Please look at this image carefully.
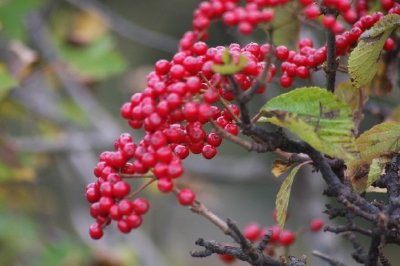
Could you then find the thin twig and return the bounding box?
[312,250,348,266]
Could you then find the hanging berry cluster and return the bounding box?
[86,0,400,239]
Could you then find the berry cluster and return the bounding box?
[86,134,151,239]
[87,0,400,239]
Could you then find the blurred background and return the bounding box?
[0,0,399,265]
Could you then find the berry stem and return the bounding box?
[200,72,241,123]
[127,177,157,198]
[209,119,253,151]
[120,174,155,179]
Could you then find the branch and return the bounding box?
[191,218,307,266]
[325,9,338,92]
[312,250,348,266]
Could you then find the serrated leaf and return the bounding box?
[275,162,308,230]
[356,121,400,162]
[334,81,368,135]
[334,81,368,111]
[348,14,400,88]
[260,87,358,162]
[212,49,247,75]
[366,60,393,96]
[58,36,127,80]
[348,122,400,192]
[367,157,390,187]
[272,159,294,178]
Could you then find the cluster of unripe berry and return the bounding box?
[87,0,399,239]
[218,212,325,264]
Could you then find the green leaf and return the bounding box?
[356,121,400,162]
[348,14,400,88]
[260,87,358,162]
[367,157,390,188]
[275,162,307,230]
[0,67,17,100]
[212,49,247,75]
[334,81,367,111]
[58,36,127,80]
[0,0,42,40]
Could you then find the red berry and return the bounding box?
[86,187,100,203]
[118,199,133,215]
[113,181,131,198]
[201,144,217,159]
[384,38,395,52]
[243,223,261,241]
[157,178,174,192]
[117,220,132,233]
[224,123,239,135]
[296,66,310,79]
[169,64,185,80]
[279,73,292,88]
[322,15,336,29]
[177,188,196,205]
[132,198,150,215]
[275,46,289,61]
[305,4,320,19]
[238,21,253,35]
[127,214,143,229]
[207,132,222,147]
[99,196,115,214]
[89,223,103,239]
[279,230,296,246]
[264,225,280,243]
[218,254,236,264]
[174,144,190,159]
[154,59,171,76]
[167,162,184,178]
[109,204,122,220]
[310,218,324,232]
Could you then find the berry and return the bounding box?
[243,223,261,241]
[127,214,143,229]
[89,223,103,239]
[177,188,196,205]
[384,38,395,52]
[113,181,131,198]
[275,46,289,61]
[117,220,131,233]
[264,225,280,243]
[279,230,296,246]
[154,59,171,75]
[310,218,324,232]
[279,73,292,88]
[219,254,236,264]
[132,198,150,215]
[157,178,174,192]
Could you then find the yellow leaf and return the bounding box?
[275,161,310,230]
[271,159,293,178]
[68,10,109,44]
